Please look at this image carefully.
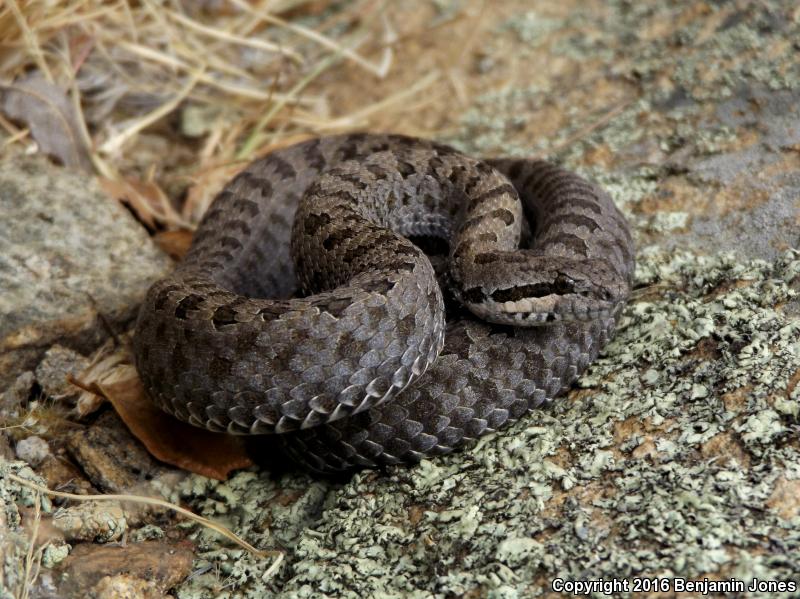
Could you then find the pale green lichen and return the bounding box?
[40,543,70,568]
[501,11,563,47]
[0,460,53,598]
[130,524,165,542]
[169,255,799,599]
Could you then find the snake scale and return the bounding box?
[133,134,634,472]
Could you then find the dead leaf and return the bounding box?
[83,366,253,480]
[70,338,133,419]
[99,176,187,230]
[154,229,193,260]
[0,73,93,172]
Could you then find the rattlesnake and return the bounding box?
[133,134,634,472]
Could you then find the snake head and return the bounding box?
[453,251,630,325]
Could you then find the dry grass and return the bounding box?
[0,0,480,229]
[5,471,283,577]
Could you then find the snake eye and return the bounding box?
[553,274,576,295]
[462,287,486,304]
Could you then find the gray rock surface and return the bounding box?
[34,344,90,399]
[0,156,171,387]
[0,370,33,418]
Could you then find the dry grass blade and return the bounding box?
[297,70,440,130]
[236,45,350,159]
[4,472,282,566]
[100,70,203,155]
[551,98,637,156]
[19,490,43,599]
[230,0,394,77]
[163,8,304,64]
[4,0,51,82]
[109,40,316,105]
[0,73,93,172]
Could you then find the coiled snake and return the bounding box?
[133,134,634,472]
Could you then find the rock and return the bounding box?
[65,411,163,494]
[14,435,50,466]
[34,344,90,399]
[36,453,95,496]
[0,435,14,461]
[0,156,172,388]
[0,370,34,419]
[51,500,127,543]
[50,541,194,598]
[91,575,166,599]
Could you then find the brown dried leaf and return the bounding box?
[99,176,187,230]
[98,374,253,481]
[71,340,133,419]
[0,73,93,172]
[154,229,193,260]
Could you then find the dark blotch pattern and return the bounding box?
[174,294,204,319]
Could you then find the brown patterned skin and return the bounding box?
[133,134,634,472]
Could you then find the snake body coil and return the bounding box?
[133,134,634,471]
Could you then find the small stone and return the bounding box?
[130,524,165,543]
[41,543,71,568]
[65,411,162,493]
[51,541,194,598]
[15,435,51,466]
[51,500,127,543]
[35,345,89,399]
[36,453,95,496]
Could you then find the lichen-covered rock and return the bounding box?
[172,249,800,599]
[0,461,54,598]
[0,156,171,387]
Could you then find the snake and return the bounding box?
[132,134,634,472]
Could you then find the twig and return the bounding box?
[4,472,282,565]
[20,490,43,599]
[85,293,123,348]
[550,98,637,155]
